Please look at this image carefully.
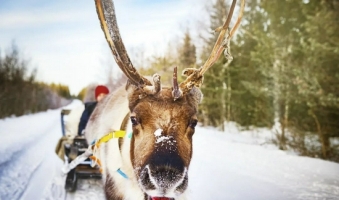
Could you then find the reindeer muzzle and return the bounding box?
[139,149,188,198]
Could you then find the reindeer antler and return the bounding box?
[95,0,244,100]
[176,0,245,98]
[95,0,151,88]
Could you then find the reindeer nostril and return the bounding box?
[176,172,188,192]
[140,167,156,190]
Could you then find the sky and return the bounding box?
[0,0,209,95]
[1,100,338,199]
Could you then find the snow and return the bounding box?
[154,129,163,137]
[154,128,174,144]
[156,136,171,144]
[0,101,339,200]
[0,108,66,200]
[188,126,339,200]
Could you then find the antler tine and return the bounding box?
[178,0,244,97]
[229,0,245,39]
[180,0,245,95]
[95,0,151,87]
[198,0,245,76]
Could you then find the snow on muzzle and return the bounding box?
[138,140,188,199]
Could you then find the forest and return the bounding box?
[0,44,72,119]
[140,0,339,162]
[1,0,338,163]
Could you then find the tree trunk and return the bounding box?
[226,62,232,122]
[281,96,289,151]
[221,82,226,131]
[221,60,232,132]
[272,59,285,150]
[309,109,329,159]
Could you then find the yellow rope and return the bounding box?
[91,130,126,173]
[94,130,126,149]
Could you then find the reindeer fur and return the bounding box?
[85,83,201,200]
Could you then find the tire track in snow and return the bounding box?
[0,110,60,165]
[0,112,60,200]
[65,179,105,200]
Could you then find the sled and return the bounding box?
[59,108,102,192]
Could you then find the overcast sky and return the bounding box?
[0,0,211,95]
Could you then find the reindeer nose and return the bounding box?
[140,164,188,194]
[139,140,188,195]
[150,165,182,188]
[149,148,185,171]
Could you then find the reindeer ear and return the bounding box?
[189,87,203,106]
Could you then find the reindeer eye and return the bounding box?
[189,119,198,129]
[130,116,138,126]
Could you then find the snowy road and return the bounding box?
[65,179,104,200]
[0,108,66,200]
[0,102,339,200]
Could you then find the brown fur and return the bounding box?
[105,175,123,200]
[127,85,200,176]
[85,82,202,199]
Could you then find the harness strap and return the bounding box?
[62,130,126,176]
[119,113,130,150]
[94,130,126,149]
[62,112,132,179]
[117,168,128,179]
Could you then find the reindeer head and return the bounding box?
[94,0,244,198]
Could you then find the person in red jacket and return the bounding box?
[77,85,109,136]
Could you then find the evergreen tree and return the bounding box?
[199,0,231,130]
[178,31,197,68]
[0,44,70,118]
[198,0,339,161]
[290,0,339,159]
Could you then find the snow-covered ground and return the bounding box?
[0,100,338,200]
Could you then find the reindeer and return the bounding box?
[84,0,244,199]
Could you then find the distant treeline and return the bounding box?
[139,0,339,162]
[0,44,71,118]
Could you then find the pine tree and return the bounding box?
[178,31,196,68]
[231,0,339,159]
[199,0,232,130]
[0,44,70,118]
[292,0,339,159]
